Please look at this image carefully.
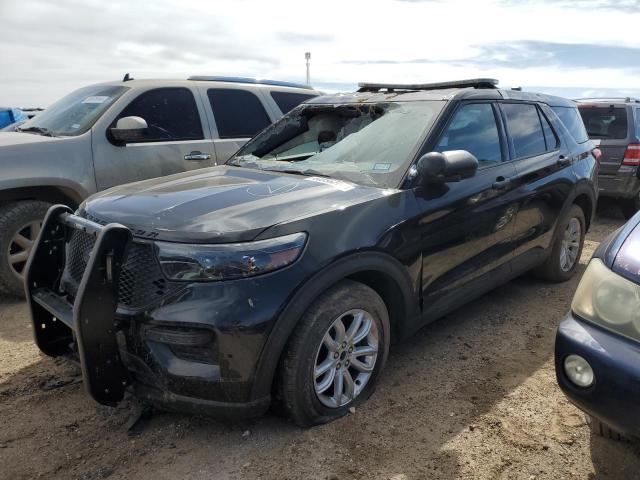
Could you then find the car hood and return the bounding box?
[84,166,389,243]
[0,131,59,147]
[612,214,640,283]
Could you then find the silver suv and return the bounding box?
[0,76,319,295]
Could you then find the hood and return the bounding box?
[0,131,60,147]
[612,215,640,283]
[85,166,388,243]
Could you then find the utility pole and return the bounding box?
[305,52,311,85]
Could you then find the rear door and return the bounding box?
[199,87,275,163]
[577,104,630,176]
[92,86,215,190]
[502,102,573,268]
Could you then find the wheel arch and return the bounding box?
[570,181,596,232]
[0,185,84,209]
[250,251,420,401]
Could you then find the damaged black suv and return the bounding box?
[26,79,597,426]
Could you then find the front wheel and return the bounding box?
[276,280,390,427]
[533,205,586,282]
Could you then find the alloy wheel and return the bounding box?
[559,217,581,272]
[7,220,41,280]
[313,309,379,408]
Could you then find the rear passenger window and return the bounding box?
[271,92,317,114]
[207,89,271,139]
[435,103,502,167]
[578,106,628,140]
[552,106,589,144]
[502,103,547,158]
[116,88,203,142]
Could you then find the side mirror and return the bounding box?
[110,116,148,144]
[416,150,479,184]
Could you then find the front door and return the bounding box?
[414,101,519,320]
[92,86,215,190]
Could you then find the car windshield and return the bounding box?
[228,101,445,188]
[18,85,128,137]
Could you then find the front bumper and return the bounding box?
[598,168,640,199]
[555,313,640,439]
[24,206,274,418]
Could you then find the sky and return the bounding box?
[1,0,640,107]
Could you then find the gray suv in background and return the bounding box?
[577,98,640,218]
[0,76,319,296]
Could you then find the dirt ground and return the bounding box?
[2,201,640,480]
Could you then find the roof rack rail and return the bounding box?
[575,97,640,104]
[187,76,313,90]
[357,78,499,92]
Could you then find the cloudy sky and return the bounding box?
[1,0,640,107]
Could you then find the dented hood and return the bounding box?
[84,165,386,243]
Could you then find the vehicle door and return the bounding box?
[197,86,275,163]
[92,86,215,190]
[500,102,573,270]
[415,101,519,319]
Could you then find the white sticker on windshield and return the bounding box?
[82,96,109,104]
[306,177,354,191]
[373,163,391,171]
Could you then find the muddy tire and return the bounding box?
[0,201,51,297]
[276,280,390,427]
[533,205,586,283]
[587,415,625,442]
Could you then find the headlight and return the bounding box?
[571,258,640,342]
[156,232,307,281]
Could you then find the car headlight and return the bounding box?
[571,258,640,342]
[156,232,307,281]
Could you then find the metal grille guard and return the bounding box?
[24,205,132,405]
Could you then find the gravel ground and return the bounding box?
[1,201,639,480]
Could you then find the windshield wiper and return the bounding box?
[264,168,332,178]
[16,126,55,137]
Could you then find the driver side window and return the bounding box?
[114,87,203,143]
[436,103,502,167]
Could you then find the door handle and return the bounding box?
[184,151,211,161]
[557,155,571,166]
[492,176,512,190]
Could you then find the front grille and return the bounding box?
[61,228,181,311]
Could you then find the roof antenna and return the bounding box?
[123,73,133,82]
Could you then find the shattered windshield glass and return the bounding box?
[228,101,445,188]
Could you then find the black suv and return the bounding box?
[577,98,640,218]
[26,79,597,426]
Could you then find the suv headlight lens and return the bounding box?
[571,258,640,342]
[156,232,307,281]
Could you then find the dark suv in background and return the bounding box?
[577,98,640,218]
[26,79,597,426]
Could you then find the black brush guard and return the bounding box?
[25,205,132,405]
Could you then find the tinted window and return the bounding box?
[578,106,628,140]
[271,91,317,114]
[435,103,502,166]
[117,88,203,142]
[540,111,558,150]
[208,89,271,138]
[552,106,589,144]
[502,103,546,158]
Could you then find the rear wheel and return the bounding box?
[620,193,640,220]
[587,415,625,442]
[276,280,390,427]
[0,201,51,297]
[533,205,585,282]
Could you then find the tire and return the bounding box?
[587,415,625,442]
[0,201,52,297]
[276,279,390,427]
[620,194,640,220]
[533,204,586,283]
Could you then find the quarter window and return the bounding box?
[271,91,317,114]
[115,88,203,142]
[207,89,271,139]
[435,103,502,167]
[502,103,547,158]
[539,110,558,150]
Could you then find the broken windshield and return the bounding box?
[228,101,445,188]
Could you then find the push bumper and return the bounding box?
[24,205,270,418]
[555,313,640,439]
